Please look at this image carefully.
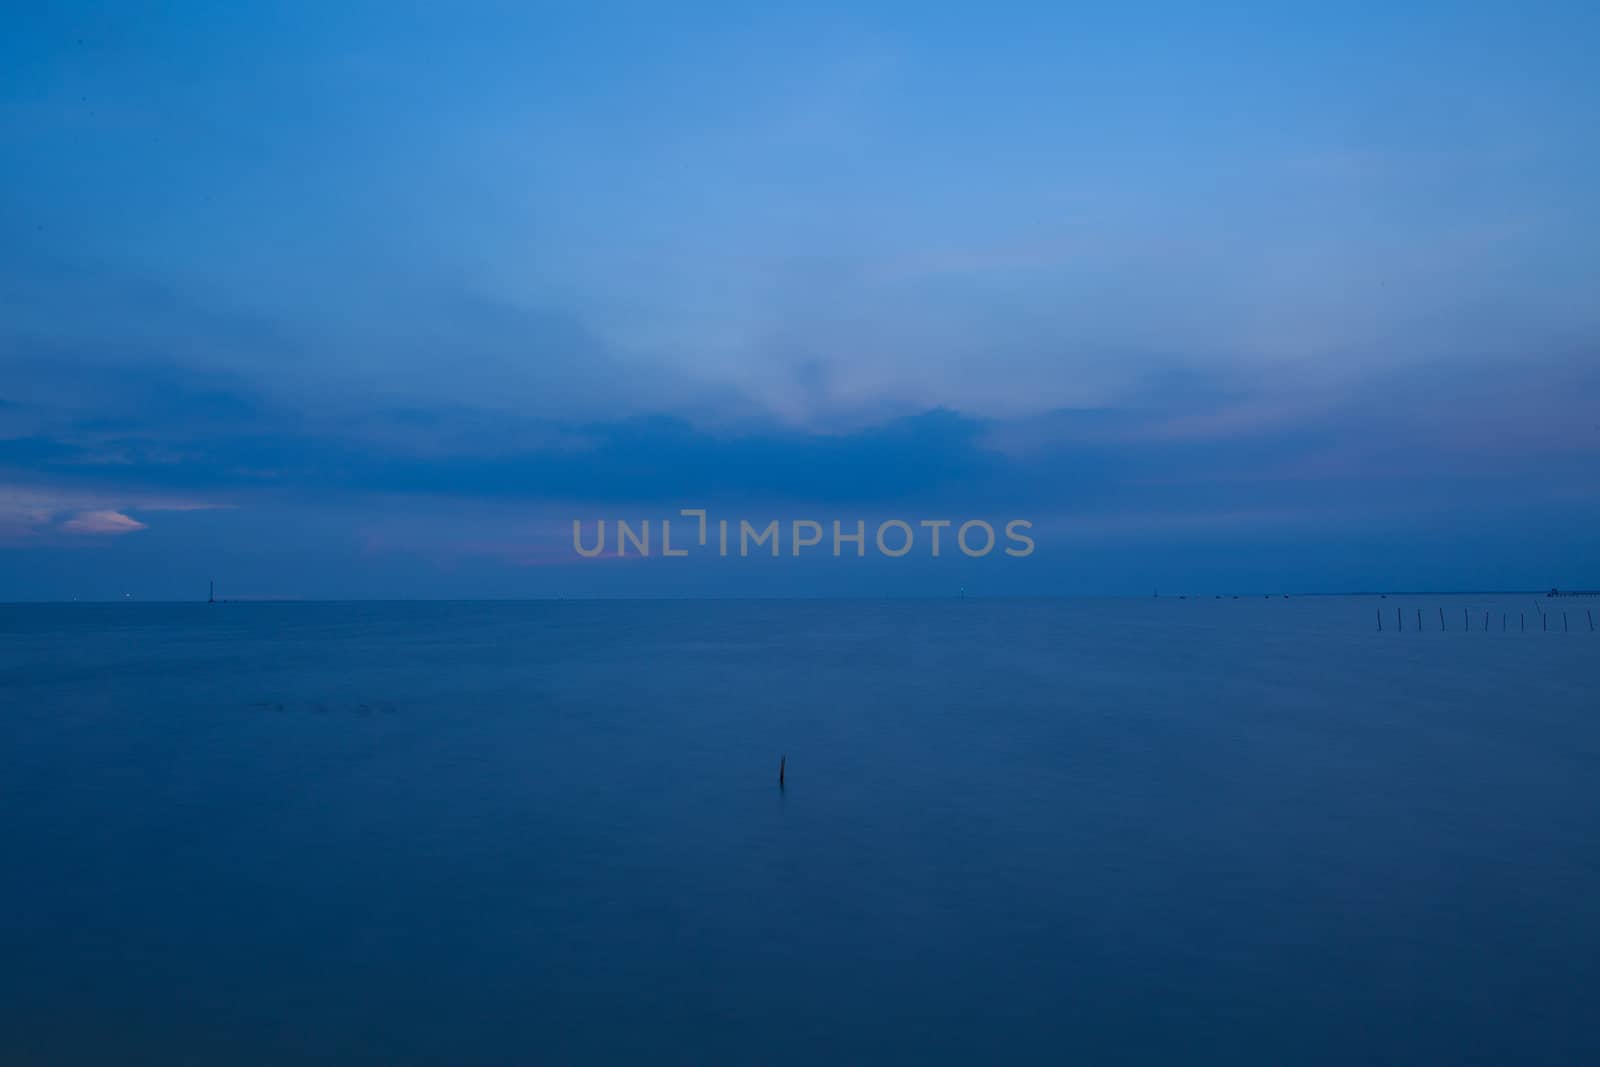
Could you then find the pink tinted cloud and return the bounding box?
[60,510,148,535]
[0,485,234,544]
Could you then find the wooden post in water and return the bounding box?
[1564,612,1569,632]
[1377,607,1383,632]
[1398,607,1403,632]
[1417,608,1422,631]
[1502,612,1506,631]
[1441,607,1447,630]
[1543,612,1548,632]
[1521,612,1526,632]
[778,754,786,788]
[1463,608,1469,630]
[1590,609,1595,632]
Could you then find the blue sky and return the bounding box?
[2,2,1597,598]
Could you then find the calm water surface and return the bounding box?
[2,598,1597,1065]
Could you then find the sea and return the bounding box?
[2,596,1596,1065]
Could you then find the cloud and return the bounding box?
[4,346,1598,525]
[60,509,147,535]
[0,482,229,545]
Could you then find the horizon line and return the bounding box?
[2,589,1586,606]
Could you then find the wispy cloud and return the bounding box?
[60,509,146,535]
[0,483,231,544]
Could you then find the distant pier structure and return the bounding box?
[1371,592,1595,635]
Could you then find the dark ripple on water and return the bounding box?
[246,698,400,716]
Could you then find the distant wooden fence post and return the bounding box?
[1360,603,1595,634]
